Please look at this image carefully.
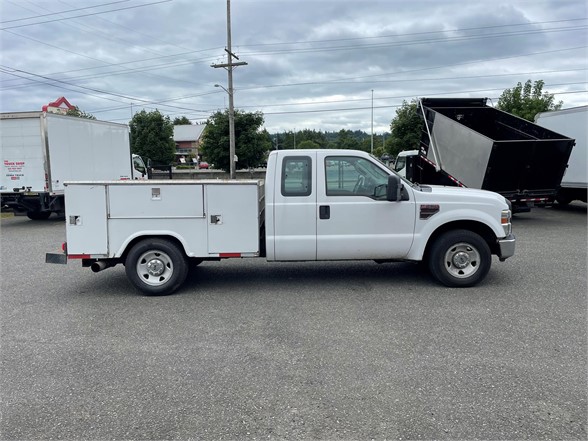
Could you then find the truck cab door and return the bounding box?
[316,154,416,260]
[272,152,317,260]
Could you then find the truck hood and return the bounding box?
[412,184,509,209]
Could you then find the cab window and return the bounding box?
[281,156,312,197]
[325,156,389,199]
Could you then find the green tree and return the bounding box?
[200,109,271,171]
[297,140,320,149]
[279,131,297,150]
[360,134,387,155]
[335,129,361,150]
[65,106,96,120]
[129,110,175,165]
[173,116,192,125]
[496,80,563,121]
[275,130,328,150]
[297,129,329,148]
[388,99,423,158]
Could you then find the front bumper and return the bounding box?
[497,234,516,261]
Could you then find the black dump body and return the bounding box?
[413,98,575,208]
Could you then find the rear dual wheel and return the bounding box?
[125,238,188,296]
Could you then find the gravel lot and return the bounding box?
[1,204,586,440]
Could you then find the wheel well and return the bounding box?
[120,235,187,263]
[422,220,498,261]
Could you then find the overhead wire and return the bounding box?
[0,0,130,24]
[2,18,586,89]
[0,0,173,31]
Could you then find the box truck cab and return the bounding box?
[393,150,418,178]
[131,154,148,180]
[47,149,515,296]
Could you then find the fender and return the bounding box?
[113,230,191,258]
[406,207,504,261]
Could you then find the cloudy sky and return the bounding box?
[0,0,586,134]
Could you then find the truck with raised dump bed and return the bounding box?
[1,111,147,220]
[394,98,575,212]
[46,149,515,295]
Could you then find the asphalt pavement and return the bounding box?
[1,204,586,440]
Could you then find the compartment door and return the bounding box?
[65,185,108,255]
[207,184,260,254]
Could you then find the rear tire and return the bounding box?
[26,211,51,220]
[428,230,491,287]
[125,238,188,296]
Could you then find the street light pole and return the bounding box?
[371,89,374,155]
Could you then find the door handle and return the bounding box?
[319,205,330,219]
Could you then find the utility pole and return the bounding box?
[211,0,247,179]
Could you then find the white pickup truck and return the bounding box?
[46,149,515,295]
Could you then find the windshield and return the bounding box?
[133,155,146,173]
[394,156,406,172]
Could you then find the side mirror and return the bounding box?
[387,174,402,201]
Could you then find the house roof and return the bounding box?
[173,124,205,142]
[42,96,75,112]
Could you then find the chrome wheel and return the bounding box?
[136,250,174,286]
[428,230,491,287]
[443,242,481,279]
[126,239,189,295]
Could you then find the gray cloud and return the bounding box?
[0,0,586,133]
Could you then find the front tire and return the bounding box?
[428,230,491,287]
[125,238,188,296]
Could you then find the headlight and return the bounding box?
[501,209,512,235]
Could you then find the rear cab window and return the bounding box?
[281,156,312,197]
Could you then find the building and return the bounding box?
[173,124,206,164]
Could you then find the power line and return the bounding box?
[238,26,588,57]
[2,19,585,90]
[239,18,588,48]
[0,46,222,91]
[14,0,167,57]
[0,65,211,114]
[261,89,588,116]
[0,67,130,105]
[0,0,172,30]
[238,45,588,91]
[0,0,130,24]
[235,69,588,108]
[57,0,197,54]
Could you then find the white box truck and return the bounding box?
[0,112,147,220]
[47,149,515,295]
[534,106,587,205]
